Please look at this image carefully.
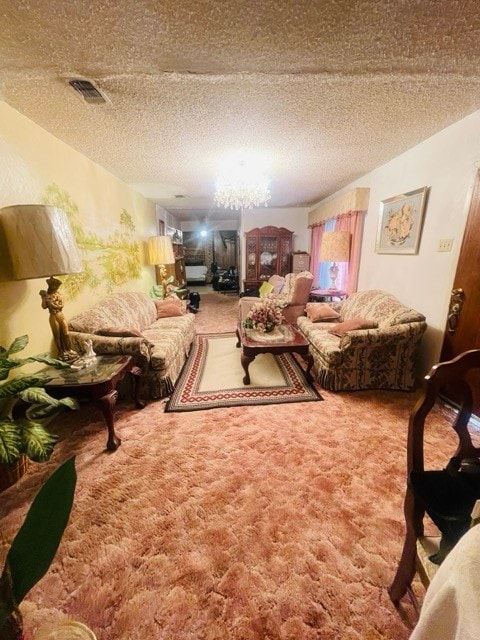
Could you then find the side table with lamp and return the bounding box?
[0,204,146,452]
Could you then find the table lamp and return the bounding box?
[148,235,175,298]
[0,204,83,361]
[319,231,350,291]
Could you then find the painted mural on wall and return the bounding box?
[43,183,141,299]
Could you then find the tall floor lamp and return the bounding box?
[148,235,175,298]
[0,204,83,361]
[319,231,350,291]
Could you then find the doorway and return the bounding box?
[440,169,480,416]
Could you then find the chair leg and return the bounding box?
[389,489,425,606]
[389,531,418,605]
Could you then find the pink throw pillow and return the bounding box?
[306,303,340,322]
[95,327,144,337]
[154,298,185,318]
[327,317,378,337]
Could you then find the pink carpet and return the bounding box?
[0,293,459,639]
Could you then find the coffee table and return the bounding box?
[236,322,314,385]
[43,355,144,451]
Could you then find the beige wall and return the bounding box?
[0,102,157,357]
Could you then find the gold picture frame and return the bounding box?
[375,186,429,254]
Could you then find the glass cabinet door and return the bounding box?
[246,234,258,280]
[258,235,278,279]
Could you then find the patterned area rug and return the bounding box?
[165,332,322,411]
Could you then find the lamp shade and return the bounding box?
[148,235,175,265]
[0,205,82,279]
[319,231,351,262]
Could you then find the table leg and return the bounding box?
[304,353,314,383]
[95,390,121,451]
[241,353,254,385]
[129,365,146,408]
[236,328,241,348]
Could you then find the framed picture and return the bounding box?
[158,220,165,235]
[375,186,429,254]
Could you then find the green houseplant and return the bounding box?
[0,335,78,490]
[0,457,77,640]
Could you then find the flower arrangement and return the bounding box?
[243,298,284,333]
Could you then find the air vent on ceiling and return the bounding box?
[68,79,107,104]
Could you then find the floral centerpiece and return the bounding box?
[243,298,284,333]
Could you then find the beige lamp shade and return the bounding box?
[0,204,82,279]
[148,235,175,265]
[319,231,351,263]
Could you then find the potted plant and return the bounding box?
[0,457,77,640]
[0,335,78,491]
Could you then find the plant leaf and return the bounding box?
[0,360,31,382]
[26,396,79,420]
[3,457,77,606]
[0,375,51,399]
[15,420,57,462]
[28,355,72,369]
[19,387,57,406]
[6,336,29,356]
[0,420,22,464]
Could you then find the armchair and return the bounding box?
[239,271,314,324]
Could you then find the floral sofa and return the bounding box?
[68,291,195,399]
[297,289,427,391]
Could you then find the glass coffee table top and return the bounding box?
[42,355,129,387]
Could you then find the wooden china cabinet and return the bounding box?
[243,226,293,290]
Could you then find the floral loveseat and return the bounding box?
[68,292,195,399]
[297,289,427,391]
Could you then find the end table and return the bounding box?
[43,355,144,451]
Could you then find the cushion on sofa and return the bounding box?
[268,275,285,294]
[259,281,274,298]
[154,298,185,318]
[327,317,378,337]
[95,327,144,337]
[69,291,157,333]
[337,289,425,327]
[306,303,340,322]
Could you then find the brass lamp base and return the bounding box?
[40,276,78,362]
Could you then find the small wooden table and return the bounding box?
[236,322,314,385]
[43,355,144,451]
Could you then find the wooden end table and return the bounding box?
[43,355,144,451]
[236,322,314,385]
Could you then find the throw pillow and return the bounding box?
[95,327,144,337]
[259,281,274,298]
[268,275,285,295]
[305,303,340,322]
[154,298,185,318]
[327,317,378,337]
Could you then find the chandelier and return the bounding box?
[214,160,271,211]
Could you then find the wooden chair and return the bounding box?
[389,349,480,609]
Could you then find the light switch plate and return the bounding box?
[438,238,453,252]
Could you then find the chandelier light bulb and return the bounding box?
[214,157,271,211]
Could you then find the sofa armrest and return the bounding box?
[70,331,153,371]
[340,321,427,350]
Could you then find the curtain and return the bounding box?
[334,210,364,296]
[309,222,325,288]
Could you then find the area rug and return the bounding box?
[165,332,322,412]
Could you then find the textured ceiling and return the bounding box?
[1,0,480,222]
